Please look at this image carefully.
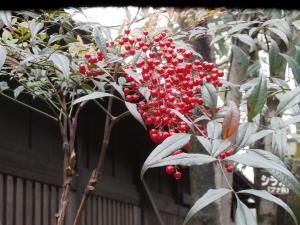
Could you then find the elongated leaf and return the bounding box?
[147,153,216,168]
[271,117,287,155]
[50,53,70,79]
[238,189,298,225]
[226,150,300,196]
[48,34,69,45]
[72,92,114,105]
[246,129,273,145]
[141,133,191,178]
[0,45,7,68]
[93,27,107,57]
[207,121,222,139]
[235,198,257,225]
[280,54,300,84]
[269,40,284,76]
[232,34,256,51]
[276,86,300,114]
[29,21,43,40]
[291,133,300,143]
[211,139,232,157]
[196,136,212,154]
[13,86,24,98]
[246,75,267,121]
[110,82,125,98]
[248,149,287,168]
[222,100,240,139]
[125,101,146,129]
[269,27,289,47]
[232,44,249,69]
[0,11,12,28]
[236,122,257,148]
[202,82,217,113]
[183,189,232,225]
[293,20,300,30]
[0,81,9,91]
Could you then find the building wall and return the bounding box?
[0,95,190,225]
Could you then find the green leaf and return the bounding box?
[268,27,289,48]
[207,121,222,139]
[226,150,300,196]
[0,45,7,68]
[235,198,257,225]
[271,117,287,156]
[202,82,217,113]
[93,26,107,57]
[238,189,298,225]
[141,133,191,178]
[292,20,300,30]
[246,129,273,145]
[13,86,24,98]
[29,21,44,40]
[290,134,300,143]
[211,139,231,157]
[232,34,256,51]
[0,11,12,28]
[280,53,300,84]
[269,40,284,76]
[48,34,69,45]
[196,136,212,154]
[146,153,216,168]
[50,53,70,79]
[110,82,125,98]
[236,122,257,148]
[247,63,261,76]
[183,189,232,225]
[247,149,287,168]
[231,44,249,69]
[72,92,114,105]
[125,101,146,129]
[246,75,267,121]
[276,86,300,114]
[0,81,9,91]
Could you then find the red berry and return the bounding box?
[226,164,233,173]
[174,171,182,180]
[143,31,149,36]
[225,147,234,157]
[219,152,226,159]
[165,165,175,174]
[124,28,131,35]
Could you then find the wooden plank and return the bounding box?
[0,174,3,224]
[92,196,97,225]
[25,180,33,225]
[86,197,92,225]
[97,196,102,225]
[34,182,42,225]
[116,201,121,225]
[129,204,133,225]
[107,199,112,225]
[43,184,50,225]
[133,205,141,225]
[50,186,57,225]
[6,175,14,225]
[16,178,24,225]
[112,200,117,225]
[102,198,107,225]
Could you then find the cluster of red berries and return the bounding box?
[78,51,104,76]
[165,149,187,180]
[219,146,234,173]
[77,28,231,179]
[117,30,224,146]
